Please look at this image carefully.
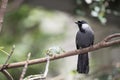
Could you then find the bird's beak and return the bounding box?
[75,22,78,24]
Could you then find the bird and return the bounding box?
[75,20,94,74]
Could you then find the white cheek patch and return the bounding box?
[82,24,90,30]
[82,24,94,33]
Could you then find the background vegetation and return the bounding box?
[0,0,120,80]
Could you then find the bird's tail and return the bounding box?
[77,53,89,74]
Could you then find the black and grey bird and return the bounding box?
[75,20,94,74]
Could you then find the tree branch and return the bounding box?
[0,45,15,70]
[0,33,120,70]
[19,53,31,80]
[1,69,13,80]
[0,0,8,32]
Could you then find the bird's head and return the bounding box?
[75,20,88,33]
[75,20,87,26]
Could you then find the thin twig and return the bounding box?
[0,33,120,70]
[43,56,50,78]
[19,53,31,80]
[0,0,8,32]
[104,33,120,42]
[1,69,13,80]
[0,45,15,70]
[23,56,49,80]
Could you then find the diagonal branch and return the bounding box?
[0,0,8,32]
[19,53,31,80]
[0,45,15,70]
[1,70,13,80]
[0,33,120,70]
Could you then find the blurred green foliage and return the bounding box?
[75,0,120,24]
[0,5,66,80]
[0,1,119,79]
[94,67,120,80]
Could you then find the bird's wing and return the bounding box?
[76,43,79,49]
[90,33,94,45]
[76,32,80,49]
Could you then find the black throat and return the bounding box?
[78,24,85,33]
